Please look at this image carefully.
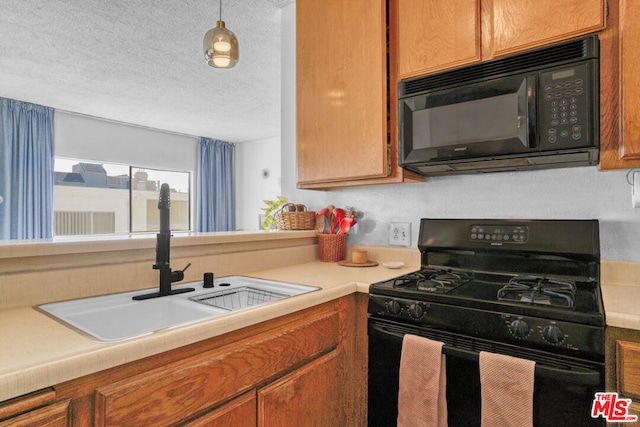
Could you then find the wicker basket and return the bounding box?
[317,233,347,262]
[277,203,316,230]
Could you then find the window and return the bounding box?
[130,167,190,232]
[53,158,190,236]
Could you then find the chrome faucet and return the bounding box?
[133,183,194,301]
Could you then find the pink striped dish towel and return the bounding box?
[479,351,536,427]
[397,334,448,427]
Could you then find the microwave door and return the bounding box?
[401,74,537,163]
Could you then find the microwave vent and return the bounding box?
[401,35,599,97]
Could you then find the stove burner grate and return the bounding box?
[392,269,471,293]
[497,276,577,308]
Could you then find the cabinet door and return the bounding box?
[296,0,388,185]
[619,0,640,159]
[618,341,640,400]
[617,340,640,425]
[396,0,481,79]
[182,391,256,427]
[258,351,341,427]
[485,0,606,58]
[0,400,70,427]
[94,312,338,426]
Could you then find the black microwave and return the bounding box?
[399,35,600,176]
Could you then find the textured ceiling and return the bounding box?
[0,0,293,143]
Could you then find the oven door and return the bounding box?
[368,317,605,427]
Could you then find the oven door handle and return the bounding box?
[370,321,602,386]
[441,345,601,386]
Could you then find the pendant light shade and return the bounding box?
[203,1,239,68]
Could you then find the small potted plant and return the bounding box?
[260,196,288,230]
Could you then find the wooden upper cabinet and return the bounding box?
[395,0,605,78]
[396,0,481,79]
[484,0,606,58]
[598,0,640,169]
[619,0,640,159]
[296,0,387,186]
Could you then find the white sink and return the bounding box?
[36,276,319,342]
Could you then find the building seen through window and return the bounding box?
[54,159,190,236]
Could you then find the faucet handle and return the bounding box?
[203,272,214,288]
[170,263,192,283]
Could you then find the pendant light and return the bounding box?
[203,0,239,68]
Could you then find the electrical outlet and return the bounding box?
[390,222,411,246]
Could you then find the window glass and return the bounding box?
[130,167,190,232]
[53,158,190,236]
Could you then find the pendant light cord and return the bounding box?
[219,0,222,20]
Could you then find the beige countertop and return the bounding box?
[1,252,639,403]
[601,260,640,330]
[0,260,417,402]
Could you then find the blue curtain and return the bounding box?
[197,137,235,232]
[0,99,55,240]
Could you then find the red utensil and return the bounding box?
[338,217,356,234]
[332,208,345,234]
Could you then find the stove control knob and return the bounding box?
[542,324,565,344]
[408,303,424,320]
[508,319,530,338]
[387,300,401,316]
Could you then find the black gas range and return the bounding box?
[368,219,606,426]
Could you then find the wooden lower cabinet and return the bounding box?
[258,351,342,427]
[616,341,640,426]
[0,389,70,427]
[0,399,70,427]
[5,294,367,427]
[94,311,339,426]
[183,391,257,427]
[606,327,640,427]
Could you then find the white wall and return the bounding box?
[235,136,282,230]
[280,3,640,262]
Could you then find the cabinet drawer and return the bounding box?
[618,340,640,399]
[0,399,70,427]
[0,389,57,422]
[95,311,339,427]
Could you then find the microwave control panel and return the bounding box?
[539,61,595,150]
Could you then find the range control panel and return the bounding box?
[368,294,604,361]
[470,224,528,243]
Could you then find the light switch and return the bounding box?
[633,171,640,208]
